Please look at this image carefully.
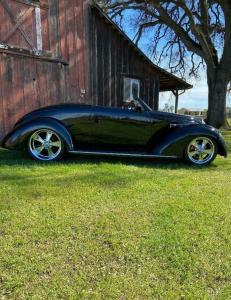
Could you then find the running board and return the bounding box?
[68,150,178,159]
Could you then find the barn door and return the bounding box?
[0,0,50,51]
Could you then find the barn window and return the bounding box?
[0,0,50,53]
[123,77,141,102]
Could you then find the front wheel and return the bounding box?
[27,129,65,162]
[185,136,217,166]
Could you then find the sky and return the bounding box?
[159,78,209,110]
[113,9,231,110]
[160,73,231,110]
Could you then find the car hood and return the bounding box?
[149,111,204,124]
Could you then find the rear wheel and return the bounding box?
[185,137,217,166]
[28,129,64,161]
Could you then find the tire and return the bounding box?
[185,136,217,166]
[27,128,65,162]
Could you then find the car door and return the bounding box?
[89,106,163,150]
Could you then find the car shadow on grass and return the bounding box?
[0,148,220,171]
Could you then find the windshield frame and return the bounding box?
[136,97,153,112]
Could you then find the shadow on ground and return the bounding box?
[0,148,220,171]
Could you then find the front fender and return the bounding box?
[153,124,227,158]
[2,118,74,151]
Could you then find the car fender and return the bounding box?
[2,117,74,151]
[152,124,227,158]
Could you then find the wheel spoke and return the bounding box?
[191,141,199,149]
[35,145,44,154]
[34,135,44,144]
[201,140,208,150]
[46,131,53,142]
[48,148,55,157]
[203,149,213,155]
[198,153,204,160]
[51,141,61,148]
[189,150,199,157]
[202,153,209,159]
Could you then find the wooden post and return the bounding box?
[154,76,160,111]
[172,89,185,113]
[35,7,43,51]
[175,90,179,113]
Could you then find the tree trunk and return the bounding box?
[207,69,228,128]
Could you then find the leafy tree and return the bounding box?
[99,0,231,128]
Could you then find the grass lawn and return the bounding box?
[0,131,231,299]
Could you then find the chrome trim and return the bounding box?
[68,150,178,159]
[170,123,197,128]
[187,137,215,165]
[29,129,62,161]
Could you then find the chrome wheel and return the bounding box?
[29,129,63,161]
[187,137,215,165]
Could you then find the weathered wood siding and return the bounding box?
[0,53,68,138]
[58,0,90,102]
[0,0,89,138]
[88,7,160,109]
[0,1,163,140]
[0,0,50,51]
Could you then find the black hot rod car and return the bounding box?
[0,98,227,166]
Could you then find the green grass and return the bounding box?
[0,132,231,299]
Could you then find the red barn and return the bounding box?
[0,0,191,139]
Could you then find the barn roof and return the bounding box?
[93,4,192,92]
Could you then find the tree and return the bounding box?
[163,102,175,112]
[98,0,231,128]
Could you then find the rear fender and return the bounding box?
[2,118,74,151]
[153,125,227,158]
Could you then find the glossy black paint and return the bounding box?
[1,103,228,159]
[3,118,73,151]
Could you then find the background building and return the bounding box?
[0,0,191,138]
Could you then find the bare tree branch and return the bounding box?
[97,0,231,127]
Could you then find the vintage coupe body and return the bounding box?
[0,99,227,166]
